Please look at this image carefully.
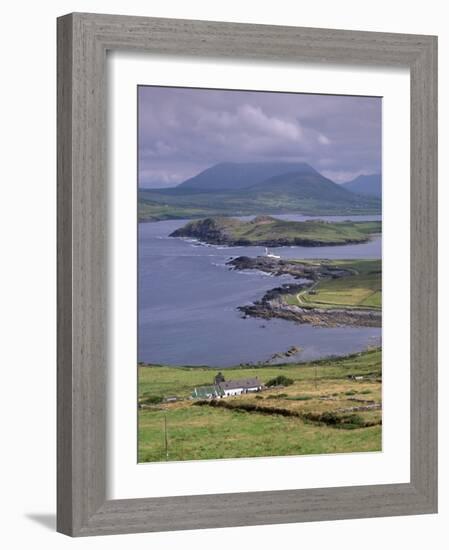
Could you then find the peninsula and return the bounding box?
[228,257,382,328]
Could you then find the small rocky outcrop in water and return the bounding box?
[268,346,302,362]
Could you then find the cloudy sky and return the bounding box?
[138,86,381,188]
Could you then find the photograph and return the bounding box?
[137,85,382,463]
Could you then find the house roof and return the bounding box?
[218,377,262,391]
[192,385,225,398]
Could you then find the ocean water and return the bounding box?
[138,215,382,367]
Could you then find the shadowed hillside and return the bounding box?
[341,174,382,198]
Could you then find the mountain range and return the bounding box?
[139,162,381,221]
[178,162,321,192]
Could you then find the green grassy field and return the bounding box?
[283,259,382,310]
[228,218,381,244]
[138,348,382,462]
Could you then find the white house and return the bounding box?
[218,377,263,397]
[191,376,264,399]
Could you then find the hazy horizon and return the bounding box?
[138,160,382,190]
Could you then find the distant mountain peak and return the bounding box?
[177,161,319,192]
[341,174,382,198]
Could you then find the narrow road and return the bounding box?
[295,281,319,306]
[294,265,361,308]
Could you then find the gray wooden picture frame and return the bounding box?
[57,12,438,537]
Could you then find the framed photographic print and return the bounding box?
[136,85,383,463]
[57,13,437,536]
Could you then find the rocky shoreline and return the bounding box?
[227,255,352,280]
[239,301,381,328]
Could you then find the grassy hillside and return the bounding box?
[138,349,382,462]
[170,216,381,246]
[242,170,361,201]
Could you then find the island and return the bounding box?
[170,215,381,247]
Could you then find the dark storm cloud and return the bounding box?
[138,86,381,188]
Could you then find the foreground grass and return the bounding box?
[138,349,382,462]
[139,406,381,462]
